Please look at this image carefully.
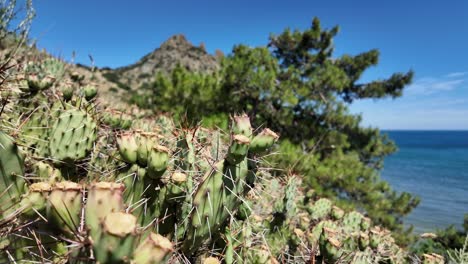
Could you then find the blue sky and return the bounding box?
[28,0,468,130]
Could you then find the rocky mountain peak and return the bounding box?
[159,34,191,50]
[111,34,220,89]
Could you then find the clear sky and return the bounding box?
[28,0,468,130]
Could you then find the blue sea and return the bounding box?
[381,131,468,233]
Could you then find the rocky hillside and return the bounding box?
[1,34,220,106]
[102,34,220,90]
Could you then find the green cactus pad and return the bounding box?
[49,109,97,163]
[342,211,364,233]
[19,182,51,217]
[0,131,26,218]
[86,182,125,242]
[226,134,250,164]
[47,181,83,235]
[93,212,137,264]
[309,198,332,220]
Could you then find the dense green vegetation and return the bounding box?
[131,18,420,244]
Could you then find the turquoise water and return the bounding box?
[381,131,468,233]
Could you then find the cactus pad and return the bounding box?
[49,109,97,163]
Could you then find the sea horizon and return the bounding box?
[381,130,468,233]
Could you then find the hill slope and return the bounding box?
[104,34,220,90]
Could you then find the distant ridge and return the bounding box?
[105,34,220,89]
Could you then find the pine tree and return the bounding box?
[138,17,420,243]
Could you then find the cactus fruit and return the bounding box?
[320,236,343,263]
[26,73,55,91]
[147,145,170,178]
[33,161,62,183]
[70,71,85,83]
[358,232,369,250]
[422,253,444,264]
[167,172,187,197]
[117,132,139,164]
[133,233,173,264]
[83,84,98,100]
[136,132,156,167]
[203,256,221,264]
[369,227,379,249]
[331,205,345,220]
[231,114,253,138]
[60,81,74,101]
[49,109,97,163]
[360,216,371,231]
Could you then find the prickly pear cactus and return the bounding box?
[24,58,64,92]
[0,78,282,263]
[0,56,437,264]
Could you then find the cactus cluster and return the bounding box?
[23,58,64,92]
[0,57,444,263]
[0,57,281,263]
[221,174,417,264]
